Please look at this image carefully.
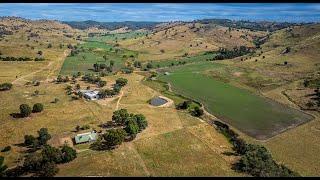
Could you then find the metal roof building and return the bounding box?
[74,131,97,144]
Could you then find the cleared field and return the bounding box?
[159,62,313,140]
[59,39,137,75]
[88,31,148,44]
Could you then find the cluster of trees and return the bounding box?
[18,103,44,118]
[213,121,299,177]
[196,19,298,32]
[56,75,70,83]
[81,74,106,87]
[176,100,204,117]
[3,128,77,177]
[0,56,43,61]
[69,46,84,57]
[0,82,12,91]
[93,61,114,73]
[98,78,128,98]
[91,109,148,150]
[211,46,254,60]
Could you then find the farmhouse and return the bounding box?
[79,90,100,100]
[74,131,97,144]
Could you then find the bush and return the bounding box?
[32,103,44,113]
[20,104,32,117]
[1,146,11,152]
[0,83,12,91]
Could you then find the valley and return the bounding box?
[0,12,320,177]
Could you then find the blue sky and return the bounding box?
[0,3,319,22]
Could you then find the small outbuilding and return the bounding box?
[79,90,100,100]
[74,131,97,144]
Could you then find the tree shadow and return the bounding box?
[98,121,114,129]
[10,113,24,118]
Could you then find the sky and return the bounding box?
[0,3,319,23]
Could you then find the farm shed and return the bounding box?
[74,131,97,144]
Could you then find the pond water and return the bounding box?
[150,97,168,106]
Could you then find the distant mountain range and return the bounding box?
[62,18,314,32]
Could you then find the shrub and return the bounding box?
[0,83,12,91]
[32,103,44,113]
[20,104,32,117]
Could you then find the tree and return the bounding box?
[133,61,141,68]
[176,101,191,110]
[37,51,43,56]
[191,106,204,117]
[41,145,63,164]
[110,60,115,67]
[115,78,128,87]
[98,80,107,87]
[0,156,8,177]
[38,162,59,177]
[20,104,32,117]
[37,128,51,146]
[24,135,36,146]
[134,114,148,131]
[61,144,77,163]
[124,118,139,137]
[112,109,129,125]
[146,63,153,69]
[103,129,126,148]
[0,83,13,91]
[32,103,44,113]
[75,84,80,90]
[47,43,52,48]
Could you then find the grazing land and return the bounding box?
[0,15,320,177]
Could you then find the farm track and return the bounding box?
[11,49,70,85]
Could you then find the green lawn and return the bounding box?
[159,61,313,140]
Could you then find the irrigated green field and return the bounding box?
[159,61,313,140]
